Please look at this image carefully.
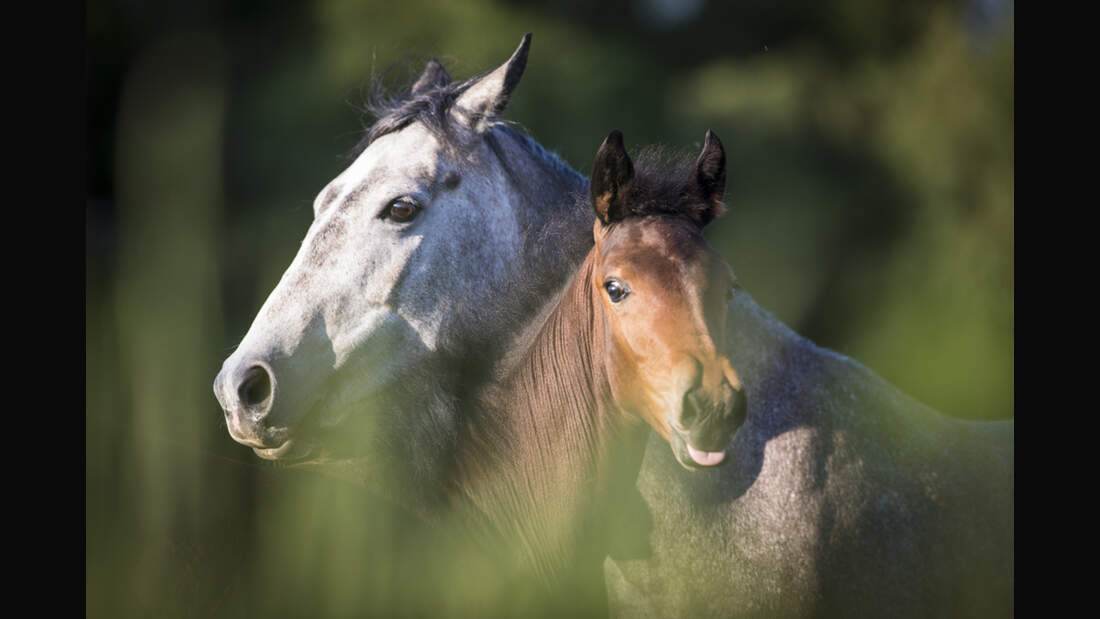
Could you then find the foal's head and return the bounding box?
[589,130,747,471]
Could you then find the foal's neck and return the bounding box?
[449,250,646,582]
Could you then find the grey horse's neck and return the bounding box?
[439,124,593,402]
[490,125,592,284]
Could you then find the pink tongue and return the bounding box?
[687,444,726,466]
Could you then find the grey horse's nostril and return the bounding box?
[238,365,273,409]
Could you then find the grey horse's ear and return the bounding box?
[452,33,531,128]
[411,59,451,96]
[591,129,635,225]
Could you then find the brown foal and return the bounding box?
[587,128,746,470]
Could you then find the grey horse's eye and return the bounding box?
[386,199,420,223]
[604,279,630,303]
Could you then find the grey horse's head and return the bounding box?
[213,34,588,492]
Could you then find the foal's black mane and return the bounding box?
[608,146,727,225]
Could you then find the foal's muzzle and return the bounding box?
[669,379,747,471]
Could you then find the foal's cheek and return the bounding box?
[608,345,646,414]
[613,358,671,436]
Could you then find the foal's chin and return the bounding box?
[667,428,730,472]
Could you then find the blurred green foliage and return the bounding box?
[87,1,1012,616]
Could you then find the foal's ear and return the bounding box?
[411,59,451,96]
[591,129,635,225]
[691,130,728,226]
[452,33,531,127]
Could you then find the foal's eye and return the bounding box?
[604,279,630,303]
[385,199,420,223]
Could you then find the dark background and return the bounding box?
[87,1,1013,616]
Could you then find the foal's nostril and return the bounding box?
[681,388,703,428]
[238,365,273,409]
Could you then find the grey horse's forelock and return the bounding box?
[352,67,581,186]
[354,72,482,155]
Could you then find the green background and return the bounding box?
[87,1,1013,616]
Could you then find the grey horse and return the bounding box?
[214,34,591,507]
[213,35,1013,618]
